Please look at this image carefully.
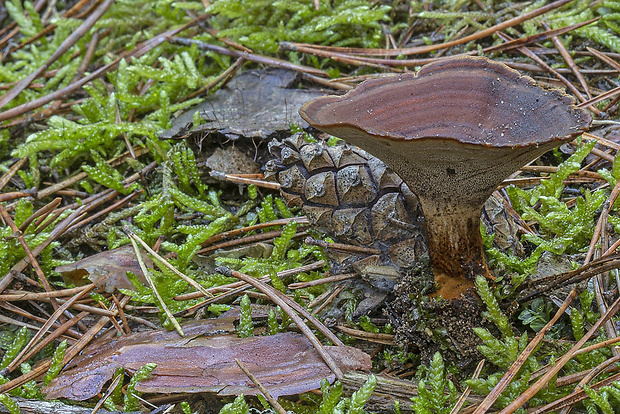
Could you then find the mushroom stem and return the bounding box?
[421,202,489,299]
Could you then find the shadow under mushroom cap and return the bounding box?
[299,56,591,149]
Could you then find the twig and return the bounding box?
[126,230,213,298]
[336,325,395,345]
[451,359,484,414]
[578,85,620,109]
[283,0,574,57]
[0,284,93,302]
[216,266,344,379]
[200,217,309,247]
[499,294,620,413]
[473,289,578,414]
[531,370,620,413]
[485,18,599,55]
[209,171,281,190]
[169,37,328,77]
[0,302,81,339]
[125,227,184,337]
[305,237,380,255]
[311,284,345,315]
[0,158,27,191]
[288,273,357,289]
[91,370,124,414]
[0,190,37,202]
[0,0,115,110]
[541,21,591,98]
[235,359,287,414]
[18,198,62,233]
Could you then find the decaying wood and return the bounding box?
[0,396,139,414]
[43,318,370,400]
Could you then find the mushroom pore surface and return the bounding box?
[299,56,592,300]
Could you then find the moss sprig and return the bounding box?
[123,363,157,412]
[411,353,457,414]
[206,0,390,54]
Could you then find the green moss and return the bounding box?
[206,0,390,54]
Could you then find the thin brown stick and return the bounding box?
[0,204,59,312]
[499,294,620,413]
[0,158,27,191]
[586,46,620,71]
[0,284,93,302]
[209,171,281,189]
[0,305,116,394]
[0,302,81,339]
[485,18,599,55]
[473,289,578,414]
[578,85,620,109]
[451,360,485,414]
[0,190,36,202]
[531,371,620,413]
[284,0,573,57]
[311,285,346,315]
[288,273,357,289]
[235,359,287,414]
[0,16,208,122]
[66,191,141,233]
[18,198,62,233]
[216,266,344,379]
[91,370,124,414]
[542,21,591,98]
[336,325,395,345]
[169,37,329,77]
[197,229,308,255]
[305,237,381,255]
[201,217,309,247]
[111,294,131,335]
[0,0,115,110]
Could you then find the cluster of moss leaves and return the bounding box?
[206,0,392,54]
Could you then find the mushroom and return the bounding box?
[299,56,591,300]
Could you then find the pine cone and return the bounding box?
[266,133,427,292]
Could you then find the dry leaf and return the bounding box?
[56,245,149,293]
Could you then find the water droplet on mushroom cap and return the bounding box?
[299,56,591,300]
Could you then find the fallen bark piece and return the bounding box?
[43,320,370,400]
[55,245,149,293]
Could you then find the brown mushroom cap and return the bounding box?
[300,56,589,148]
[299,56,591,299]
